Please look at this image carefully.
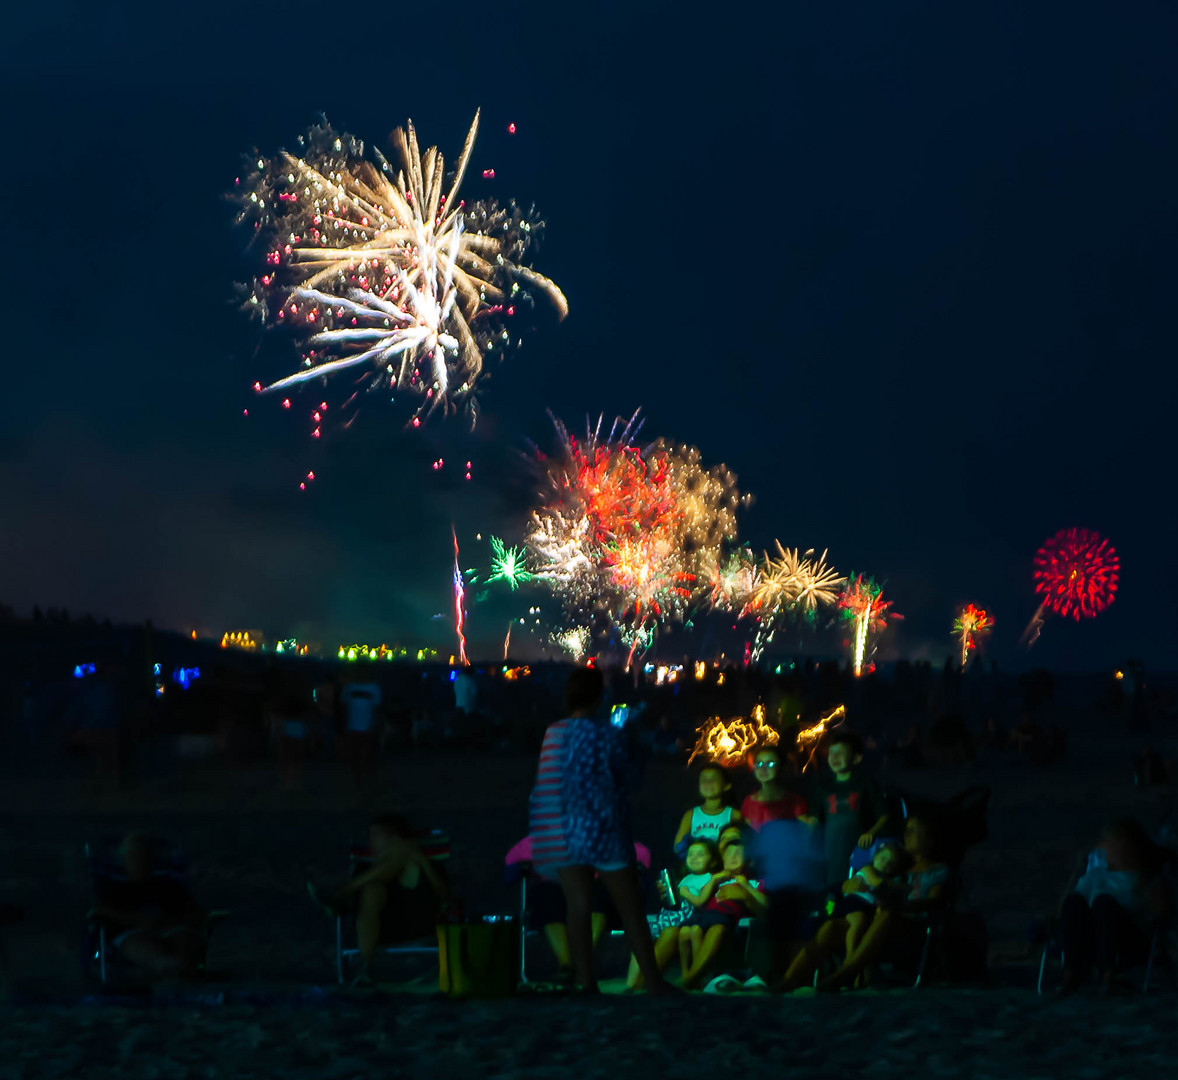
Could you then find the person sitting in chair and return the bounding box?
[309,814,449,987]
[90,834,209,981]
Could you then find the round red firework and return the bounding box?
[1033,528,1119,620]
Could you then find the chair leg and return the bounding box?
[1143,932,1158,995]
[518,881,529,986]
[335,916,343,984]
[1036,944,1051,995]
[913,924,933,989]
[99,925,107,984]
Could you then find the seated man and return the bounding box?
[90,834,209,980]
[309,814,449,986]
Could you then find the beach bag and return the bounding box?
[437,917,519,999]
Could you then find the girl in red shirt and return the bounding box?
[740,745,816,831]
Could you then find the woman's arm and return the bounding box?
[1055,853,1089,915]
[841,873,868,895]
[859,814,889,847]
[672,810,694,855]
[858,866,884,888]
[899,882,945,913]
[734,877,770,912]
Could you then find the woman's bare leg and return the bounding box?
[543,923,572,969]
[844,911,867,956]
[820,909,897,988]
[679,927,696,976]
[778,918,847,990]
[557,866,598,990]
[356,881,388,970]
[598,867,674,992]
[682,925,728,988]
[628,927,679,989]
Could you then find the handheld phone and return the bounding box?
[610,703,630,728]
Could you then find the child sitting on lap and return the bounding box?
[680,834,769,988]
[628,839,720,989]
[830,840,906,957]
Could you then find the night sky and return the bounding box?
[3,2,1175,670]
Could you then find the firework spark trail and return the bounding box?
[452,526,468,666]
[853,597,872,678]
[953,604,993,668]
[837,575,896,677]
[527,411,747,662]
[237,111,567,427]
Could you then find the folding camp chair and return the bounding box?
[83,837,221,985]
[1036,847,1173,995]
[334,829,451,983]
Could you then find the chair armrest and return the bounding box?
[504,861,531,887]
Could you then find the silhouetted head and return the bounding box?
[1101,818,1164,879]
[903,814,941,862]
[565,668,604,717]
[119,833,153,883]
[370,813,413,857]
[826,732,864,777]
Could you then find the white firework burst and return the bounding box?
[238,111,567,423]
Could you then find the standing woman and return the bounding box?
[530,668,674,993]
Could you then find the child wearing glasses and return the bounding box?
[740,745,816,832]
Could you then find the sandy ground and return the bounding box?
[0,989,1175,1079]
[0,709,1174,1076]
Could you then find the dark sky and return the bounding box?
[2,1,1175,670]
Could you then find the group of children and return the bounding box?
[629,731,914,989]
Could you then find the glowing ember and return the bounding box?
[687,704,779,767]
[796,704,848,771]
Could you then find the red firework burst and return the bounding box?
[1033,528,1119,620]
